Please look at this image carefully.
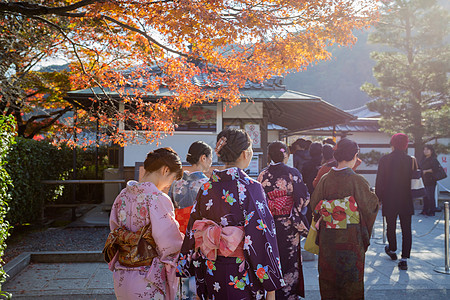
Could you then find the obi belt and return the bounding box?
[103,223,158,267]
[266,190,294,216]
[314,196,360,229]
[193,219,245,263]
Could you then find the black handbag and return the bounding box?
[433,163,448,181]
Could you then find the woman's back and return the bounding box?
[178,167,285,299]
[170,171,209,209]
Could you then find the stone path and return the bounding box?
[3,210,450,299]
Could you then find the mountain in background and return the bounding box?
[286,0,449,110]
[285,31,378,110]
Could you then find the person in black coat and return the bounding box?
[291,138,311,173]
[302,142,323,194]
[302,142,322,225]
[420,145,441,216]
[375,133,414,271]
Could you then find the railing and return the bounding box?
[42,179,125,221]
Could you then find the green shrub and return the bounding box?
[0,115,15,292]
[5,138,73,225]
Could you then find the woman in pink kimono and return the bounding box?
[108,147,184,300]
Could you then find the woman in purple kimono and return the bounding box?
[169,141,212,300]
[108,148,184,300]
[258,141,309,300]
[177,128,285,300]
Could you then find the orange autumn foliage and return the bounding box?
[0,0,380,146]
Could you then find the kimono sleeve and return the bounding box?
[290,168,310,234]
[150,193,184,267]
[310,173,327,219]
[242,181,285,292]
[176,188,203,278]
[353,175,379,238]
[291,168,309,210]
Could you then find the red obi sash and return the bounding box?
[175,205,192,234]
[267,190,294,216]
[192,219,244,261]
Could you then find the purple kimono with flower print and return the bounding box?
[258,163,309,299]
[177,167,285,299]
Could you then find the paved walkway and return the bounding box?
[3,210,450,299]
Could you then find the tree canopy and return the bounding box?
[1,0,379,146]
[362,0,449,156]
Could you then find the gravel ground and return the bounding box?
[3,226,110,265]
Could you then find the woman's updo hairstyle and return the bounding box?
[186,141,212,165]
[216,128,251,163]
[144,147,183,180]
[334,138,359,162]
[268,141,288,163]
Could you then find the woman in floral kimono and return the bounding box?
[310,139,379,300]
[258,141,309,300]
[107,148,184,300]
[169,141,212,299]
[169,141,213,232]
[177,128,285,300]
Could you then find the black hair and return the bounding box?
[292,138,309,150]
[322,144,335,161]
[305,140,312,150]
[309,142,323,158]
[144,147,183,180]
[424,144,437,158]
[323,138,336,146]
[334,138,359,162]
[268,141,288,163]
[186,141,212,165]
[216,128,251,163]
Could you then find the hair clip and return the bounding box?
[215,136,227,155]
[280,148,285,153]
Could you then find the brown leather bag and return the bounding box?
[103,223,158,267]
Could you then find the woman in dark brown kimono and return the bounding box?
[310,138,379,300]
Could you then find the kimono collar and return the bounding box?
[183,171,207,181]
[212,167,250,182]
[331,166,350,171]
[126,180,158,195]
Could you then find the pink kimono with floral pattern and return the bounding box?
[109,181,184,300]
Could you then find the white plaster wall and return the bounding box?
[343,131,391,144]
[268,130,280,143]
[222,102,263,119]
[124,133,217,166]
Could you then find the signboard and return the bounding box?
[244,123,261,148]
[247,152,262,176]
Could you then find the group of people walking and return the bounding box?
[103,128,444,299]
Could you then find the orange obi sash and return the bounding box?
[193,219,244,261]
[267,190,294,216]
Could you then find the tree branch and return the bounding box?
[26,106,73,138]
[0,0,95,17]
[102,15,188,58]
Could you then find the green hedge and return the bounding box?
[5,138,73,226]
[5,139,113,225]
[0,115,15,292]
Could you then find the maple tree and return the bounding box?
[1,0,379,146]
